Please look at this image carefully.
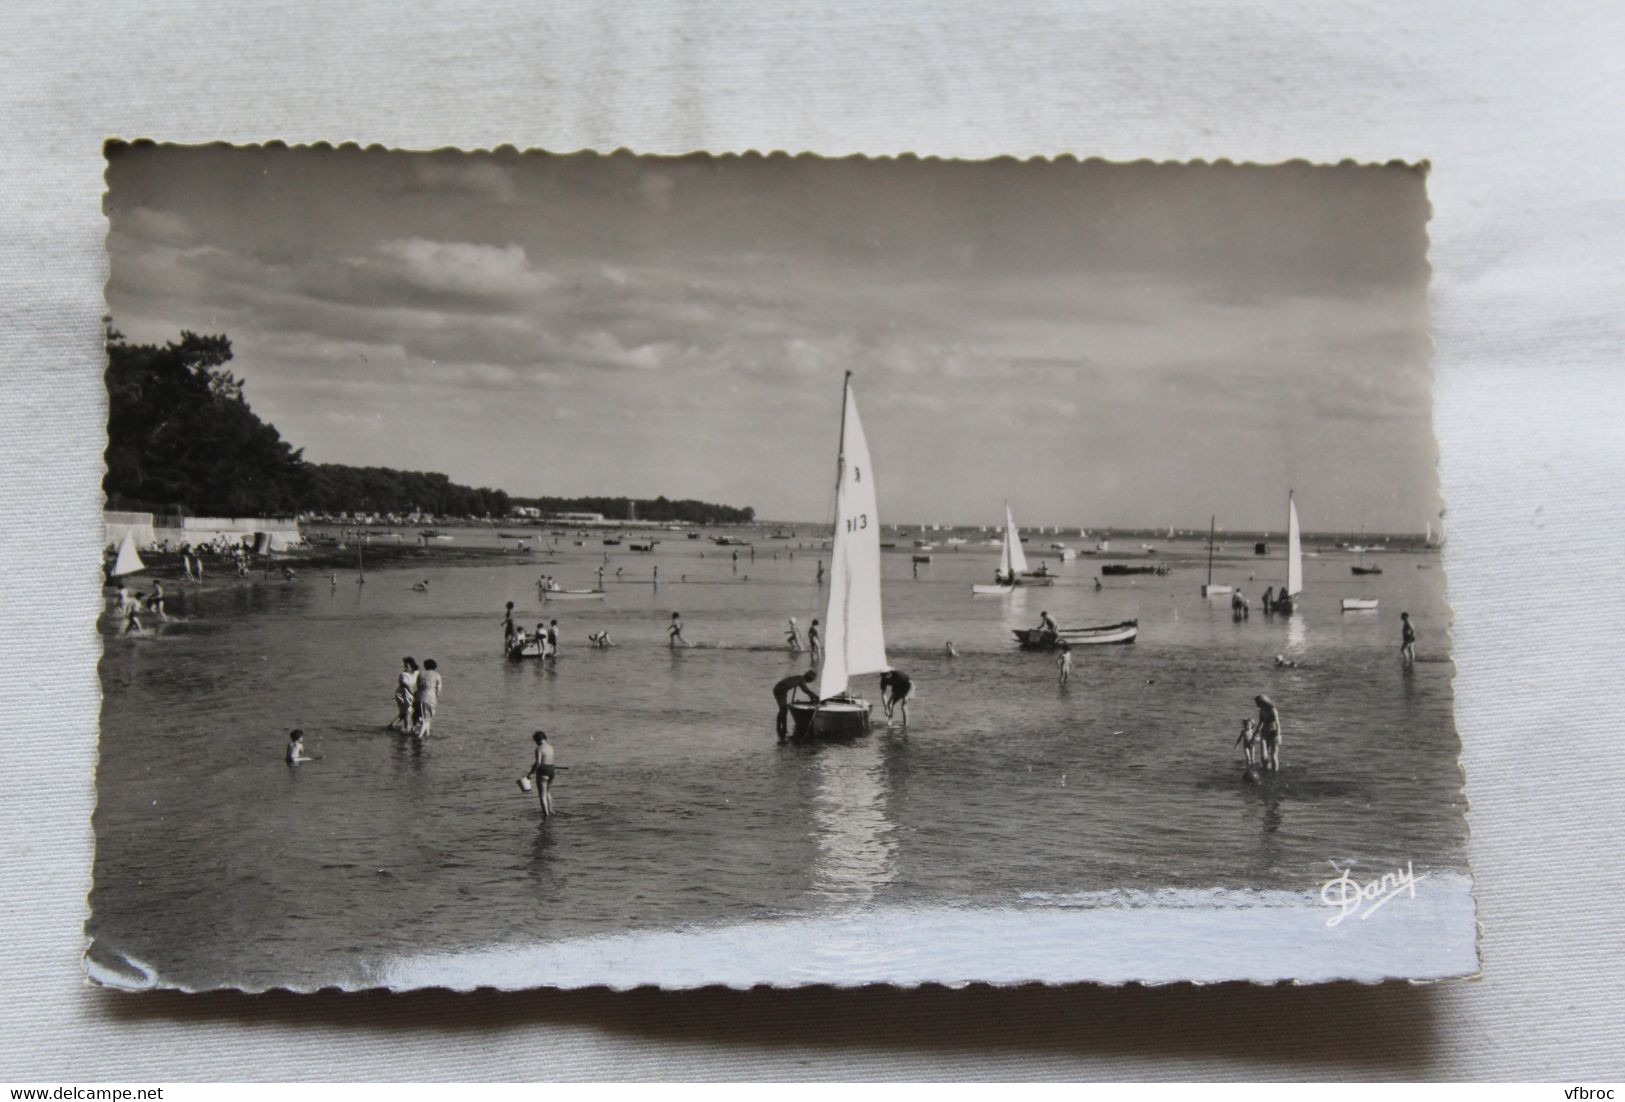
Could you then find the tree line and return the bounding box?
[103,328,753,524]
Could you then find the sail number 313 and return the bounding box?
[845,514,869,532]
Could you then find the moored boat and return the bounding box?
[1341,598,1379,611]
[1012,620,1138,648]
[541,588,606,601]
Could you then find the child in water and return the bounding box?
[587,630,616,648]
[668,612,691,647]
[1056,642,1073,685]
[286,729,318,765]
[1234,719,1259,767]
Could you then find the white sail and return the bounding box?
[1286,493,1303,596]
[110,531,145,578]
[817,381,888,701]
[1003,503,1030,575]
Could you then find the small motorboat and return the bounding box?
[1012,620,1139,648]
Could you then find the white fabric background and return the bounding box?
[2,0,1622,1081]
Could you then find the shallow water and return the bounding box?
[91,532,1466,989]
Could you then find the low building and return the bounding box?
[104,512,304,552]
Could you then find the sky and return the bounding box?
[103,144,1440,532]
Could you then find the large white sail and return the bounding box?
[1285,493,1303,597]
[817,380,888,700]
[110,531,145,578]
[1004,503,1029,575]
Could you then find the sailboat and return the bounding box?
[789,374,889,739]
[972,503,1051,594]
[1351,524,1383,575]
[1201,515,1231,597]
[109,531,146,579]
[1273,491,1303,613]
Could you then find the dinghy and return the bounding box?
[541,588,606,601]
[973,503,1048,593]
[789,374,890,739]
[1201,515,1232,597]
[1012,620,1138,648]
[1341,598,1379,611]
[1271,492,1304,613]
[109,531,146,579]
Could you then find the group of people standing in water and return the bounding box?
[389,656,443,738]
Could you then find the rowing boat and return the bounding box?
[1012,620,1138,648]
[541,588,606,601]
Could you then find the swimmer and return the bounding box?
[1274,653,1299,669]
[945,640,959,658]
[286,729,318,765]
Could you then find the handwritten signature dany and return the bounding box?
[1321,861,1423,927]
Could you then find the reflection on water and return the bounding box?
[1286,612,1307,654]
[808,736,896,902]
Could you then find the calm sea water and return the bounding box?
[91,531,1466,990]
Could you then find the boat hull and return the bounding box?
[1013,621,1138,648]
[972,584,1014,595]
[1351,567,1383,575]
[788,698,872,738]
[1341,598,1380,611]
[1202,584,1233,597]
[541,589,606,601]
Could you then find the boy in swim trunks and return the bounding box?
[525,730,556,817]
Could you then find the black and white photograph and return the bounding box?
[88,143,1474,992]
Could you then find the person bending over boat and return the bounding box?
[1037,610,1059,641]
[525,731,556,818]
[668,612,691,647]
[1400,612,1417,665]
[880,669,914,728]
[1254,694,1282,772]
[773,670,819,738]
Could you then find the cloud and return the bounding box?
[371,237,557,302]
[402,158,517,204]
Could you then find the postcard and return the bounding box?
[88,143,1474,990]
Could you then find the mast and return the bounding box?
[1207,515,1216,587]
